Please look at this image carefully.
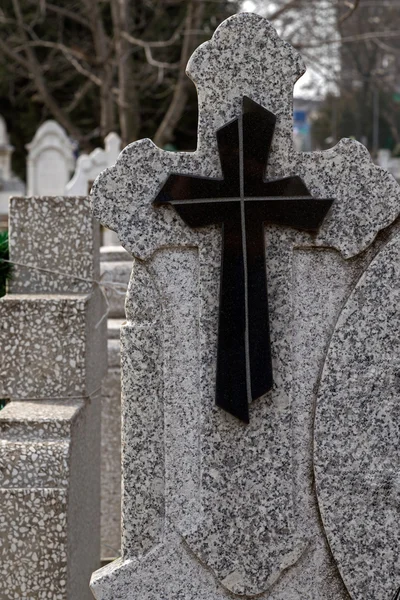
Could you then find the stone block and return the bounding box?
[89,11,400,600]
[0,289,107,400]
[0,397,100,600]
[101,366,121,560]
[0,487,69,599]
[107,339,121,369]
[8,196,100,294]
[100,246,132,262]
[26,121,75,196]
[100,261,131,318]
[107,319,124,340]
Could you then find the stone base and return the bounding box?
[0,397,101,599]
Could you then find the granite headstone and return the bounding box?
[90,13,400,600]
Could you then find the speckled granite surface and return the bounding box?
[90,12,400,600]
[8,196,100,294]
[0,195,107,599]
[314,232,400,600]
[0,290,106,400]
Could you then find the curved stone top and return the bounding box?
[0,115,10,147]
[91,12,400,260]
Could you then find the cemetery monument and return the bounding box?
[0,195,107,598]
[26,121,75,197]
[90,13,400,600]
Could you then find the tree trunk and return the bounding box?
[111,0,141,145]
[153,0,201,149]
[83,0,116,136]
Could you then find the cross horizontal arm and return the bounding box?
[246,197,334,231]
[154,119,241,205]
[245,174,313,197]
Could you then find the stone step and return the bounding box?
[107,319,125,340]
[0,440,70,488]
[0,399,83,441]
[100,245,132,263]
[107,339,121,369]
[100,261,131,318]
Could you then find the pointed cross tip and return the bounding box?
[309,198,335,230]
[242,96,276,125]
[216,400,249,424]
[320,197,335,216]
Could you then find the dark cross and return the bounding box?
[154,97,333,423]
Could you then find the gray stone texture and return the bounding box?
[100,245,132,263]
[8,196,99,294]
[100,260,131,318]
[107,318,125,340]
[100,339,122,560]
[0,196,106,599]
[0,400,102,600]
[90,13,400,600]
[99,246,132,560]
[0,290,106,400]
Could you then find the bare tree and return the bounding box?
[2,0,399,158]
[0,0,239,150]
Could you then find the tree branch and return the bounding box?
[154,0,198,148]
[267,0,302,21]
[299,29,400,49]
[44,2,91,28]
[0,36,31,70]
[121,23,183,49]
[66,79,94,113]
[12,40,95,63]
[143,45,180,69]
[81,0,115,136]
[11,0,84,141]
[339,0,361,25]
[61,52,102,86]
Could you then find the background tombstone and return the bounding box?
[90,13,400,600]
[66,132,121,196]
[0,115,13,183]
[99,245,132,561]
[26,121,75,196]
[65,125,127,558]
[377,148,400,182]
[0,115,25,225]
[66,132,122,246]
[0,195,107,598]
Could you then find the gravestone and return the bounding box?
[0,115,13,182]
[26,121,75,196]
[0,196,107,599]
[0,115,25,220]
[66,132,121,196]
[378,149,400,182]
[99,246,133,561]
[90,13,400,600]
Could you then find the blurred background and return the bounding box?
[0,0,399,182]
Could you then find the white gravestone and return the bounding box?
[66,132,121,196]
[26,121,75,196]
[0,115,13,181]
[0,196,107,599]
[378,149,400,181]
[90,13,400,600]
[0,116,25,218]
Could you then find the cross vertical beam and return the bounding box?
[154,97,333,423]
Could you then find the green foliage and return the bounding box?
[0,233,11,408]
[0,231,12,298]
